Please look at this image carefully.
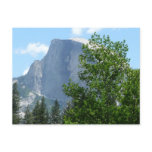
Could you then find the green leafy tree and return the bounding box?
[63,33,139,124]
[13,83,20,124]
[62,101,73,124]
[24,106,33,124]
[118,68,140,124]
[50,100,61,124]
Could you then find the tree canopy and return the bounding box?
[50,100,61,124]
[63,33,140,124]
[13,83,20,124]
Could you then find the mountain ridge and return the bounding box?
[13,38,88,114]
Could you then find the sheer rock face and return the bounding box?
[24,60,42,94]
[15,39,87,105]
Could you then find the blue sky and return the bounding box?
[12,28,140,78]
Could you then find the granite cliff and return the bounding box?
[14,38,88,114]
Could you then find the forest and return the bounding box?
[13,33,140,124]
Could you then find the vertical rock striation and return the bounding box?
[15,38,88,106]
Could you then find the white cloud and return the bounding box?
[71,28,103,36]
[70,38,89,44]
[23,67,30,75]
[72,28,82,35]
[87,28,102,34]
[15,42,49,57]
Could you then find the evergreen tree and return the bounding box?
[39,96,49,124]
[24,105,33,124]
[13,83,20,124]
[32,97,49,124]
[50,100,61,124]
[45,109,50,124]
[63,33,140,124]
[32,100,40,124]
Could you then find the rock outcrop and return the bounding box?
[14,38,88,109]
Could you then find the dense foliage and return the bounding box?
[24,98,61,124]
[13,83,20,124]
[30,97,49,124]
[13,33,140,124]
[24,105,33,124]
[63,33,140,124]
[50,100,62,124]
[12,83,62,124]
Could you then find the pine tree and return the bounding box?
[39,96,48,124]
[45,109,50,124]
[32,97,49,124]
[32,100,40,124]
[24,105,33,124]
[50,100,61,124]
[13,82,20,124]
